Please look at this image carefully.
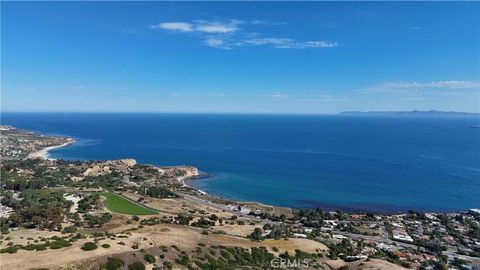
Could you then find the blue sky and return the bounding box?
[2,1,479,113]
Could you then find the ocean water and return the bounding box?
[2,113,479,213]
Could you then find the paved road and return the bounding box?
[178,192,281,225]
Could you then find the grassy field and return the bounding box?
[99,192,158,215]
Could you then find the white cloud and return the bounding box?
[195,22,239,33]
[151,19,337,50]
[208,92,227,97]
[270,92,289,100]
[205,37,224,46]
[151,22,194,32]
[234,38,337,49]
[251,20,287,25]
[293,41,338,48]
[238,37,290,47]
[368,80,480,92]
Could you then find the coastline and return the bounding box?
[17,128,474,215]
[28,138,76,160]
[177,173,208,195]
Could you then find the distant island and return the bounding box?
[339,110,480,118]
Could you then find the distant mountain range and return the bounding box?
[338,110,480,118]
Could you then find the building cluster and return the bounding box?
[265,210,480,269]
[390,220,414,242]
[0,125,70,160]
[0,205,14,218]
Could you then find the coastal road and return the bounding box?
[179,192,239,215]
[178,192,281,226]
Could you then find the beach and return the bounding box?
[28,138,75,160]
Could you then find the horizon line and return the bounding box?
[1,110,479,115]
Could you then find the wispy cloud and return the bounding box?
[207,92,227,97]
[193,20,241,33]
[366,80,480,93]
[151,20,240,34]
[251,20,287,25]
[205,37,229,49]
[270,92,289,100]
[171,91,227,98]
[235,38,337,49]
[151,22,194,32]
[151,19,337,50]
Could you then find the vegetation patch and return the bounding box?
[144,253,156,263]
[81,242,98,251]
[98,192,158,215]
[128,261,145,270]
[103,257,125,270]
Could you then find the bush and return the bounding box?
[49,244,65,249]
[50,239,72,249]
[0,246,18,253]
[105,257,125,270]
[81,242,98,251]
[220,250,231,259]
[62,226,77,234]
[144,253,156,263]
[163,261,172,270]
[128,261,145,270]
[101,243,111,248]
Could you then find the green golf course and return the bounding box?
[99,192,158,215]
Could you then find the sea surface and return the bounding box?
[2,113,479,213]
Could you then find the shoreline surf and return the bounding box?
[28,138,76,160]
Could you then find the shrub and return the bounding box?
[144,253,156,263]
[0,246,18,253]
[50,239,72,249]
[81,242,98,251]
[101,243,111,248]
[220,250,231,259]
[49,244,65,249]
[105,257,125,270]
[62,226,77,234]
[163,261,173,270]
[128,261,145,270]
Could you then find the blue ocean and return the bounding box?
[2,113,479,213]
